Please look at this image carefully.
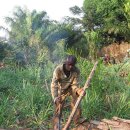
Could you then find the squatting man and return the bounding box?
[51,55,86,128]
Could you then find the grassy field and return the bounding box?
[0,60,130,129]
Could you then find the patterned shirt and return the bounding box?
[51,63,80,100]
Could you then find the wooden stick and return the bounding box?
[58,84,62,130]
[63,61,98,130]
[45,79,50,92]
[112,117,130,124]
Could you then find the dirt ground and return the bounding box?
[99,42,130,63]
[72,117,130,130]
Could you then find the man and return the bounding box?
[124,49,130,62]
[103,54,111,65]
[51,55,85,129]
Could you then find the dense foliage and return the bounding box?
[0,1,130,129]
[83,0,130,43]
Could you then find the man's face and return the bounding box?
[65,62,75,71]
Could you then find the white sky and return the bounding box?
[0,0,84,37]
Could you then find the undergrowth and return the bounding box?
[0,60,130,129]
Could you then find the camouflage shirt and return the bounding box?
[51,63,80,101]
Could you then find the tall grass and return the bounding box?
[0,56,130,129]
[80,60,130,120]
[0,64,54,129]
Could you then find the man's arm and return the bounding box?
[51,67,60,102]
[71,69,81,94]
[71,69,85,96]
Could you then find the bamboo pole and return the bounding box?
[63,61,98,130]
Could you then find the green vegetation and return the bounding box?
[0,0,130,129]
[0,65,53,129]
[0,60,130,129]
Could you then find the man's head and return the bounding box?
[65,55,77,71]
[127,49,130,57]
[105,54,109,57]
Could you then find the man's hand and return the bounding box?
[54,96,61,105]
[77,88,86,97]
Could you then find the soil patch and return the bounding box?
[99,42,130,63]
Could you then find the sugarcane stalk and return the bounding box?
[63,61,98,130]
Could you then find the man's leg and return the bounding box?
[53,102,64,130]
[53,94,67,130]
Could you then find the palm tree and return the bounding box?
[1,6,51,64]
